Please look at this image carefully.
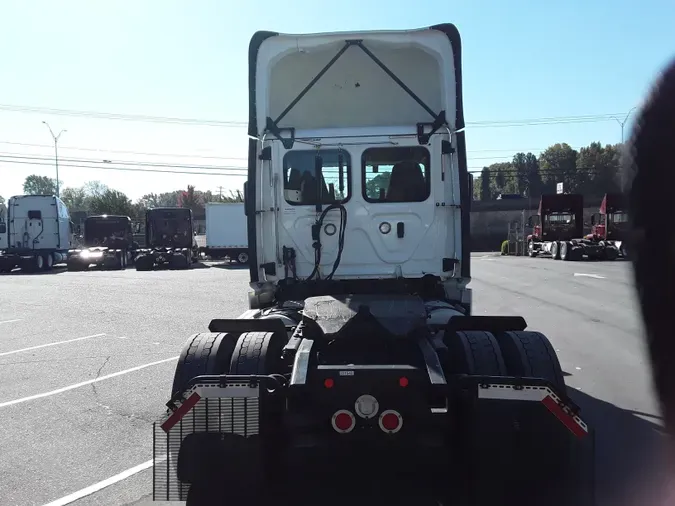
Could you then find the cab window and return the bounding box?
[283,150,350,206]
[362,146,430,203]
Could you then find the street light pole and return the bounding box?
[42,121,67,198]
[614,106,637,144]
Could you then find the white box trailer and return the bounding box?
[0,194,73,273]
[203,202,249,263]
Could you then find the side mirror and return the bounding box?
[590,213,600,225]
[526,216,533,227]
[0,223,6,234]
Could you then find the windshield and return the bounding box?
[84,219,130,246]
[610,212,629,224]
[545,213,575,226]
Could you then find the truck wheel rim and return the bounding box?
[238,253,248,263]
[36,256,43,269]
[47,255,53,268]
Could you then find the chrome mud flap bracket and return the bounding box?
[456,375,596,506]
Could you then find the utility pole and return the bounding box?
[42,121,67,197]
[216,186,224,200]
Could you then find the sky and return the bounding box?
[0,0,673,202]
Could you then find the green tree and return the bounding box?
[157,191,180,207]
[83,180,109,198]
[178,185,205,214]
[480,167,491,200]
[538,143,579,193]
[60,186,90,212]
[89,189,133,216]
[524,152,542,198]
[23,175,60,195]
[577,142,621,197]
[486,162,514,195]
[511,153,530,195]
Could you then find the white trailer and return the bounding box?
[0,195,73,273]
[202,202,249,263]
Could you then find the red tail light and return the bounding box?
[332,409,355,433]
[378,409,403,434]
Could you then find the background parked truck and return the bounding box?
[527,193,619,261]
[0,194,73,273]
[201,201,249,264]
[587,192,629,258]
[66,215,138,271]
[135,207,199,270]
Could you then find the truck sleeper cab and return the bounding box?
[0,194,73,273]
[135,207,199,271]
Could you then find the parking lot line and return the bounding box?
[0,333,107,357]
[0,355,179,409]
[41,459,154,506]
[0,319,23,325]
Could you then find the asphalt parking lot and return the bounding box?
[0,254,666,506]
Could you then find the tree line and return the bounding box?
[5,175,243,220]
[472,141,624,201]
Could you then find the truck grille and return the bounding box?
[152,382,260,501]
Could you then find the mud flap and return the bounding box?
[461,380,595,506]
[153,378,274,503]
[177,432,263,485]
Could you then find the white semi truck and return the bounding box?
[201,201,249,264]
[0,194,73,273]
[152,23,594,506]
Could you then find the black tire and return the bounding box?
[171,332,238,398]
[135,254,153,271]
[560,241,570,261]
[527,240,538,257]
[169,253,189,270]
[604,246,618,261]
[551,241,560,260]
[229,331,286,375]
[442,330,507,376]
[494,330,566,392]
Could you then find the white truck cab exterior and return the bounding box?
[0,194,73,272]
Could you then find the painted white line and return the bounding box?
[0,319,23,325]
[573,273,606,279]
[42,459,154,506]
[0,355,179,409]
[0,333,106,357]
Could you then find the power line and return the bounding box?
[0,153,606,178]
[0,104,247,127]
[0,157,247,177]
[0,153,248,172]
[0,140,248,161]
[0,102,634,129]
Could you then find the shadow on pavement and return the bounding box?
[0,266,68,276]
[189,262,211,270]
[568,387,667,505]
[209,262,248,270]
